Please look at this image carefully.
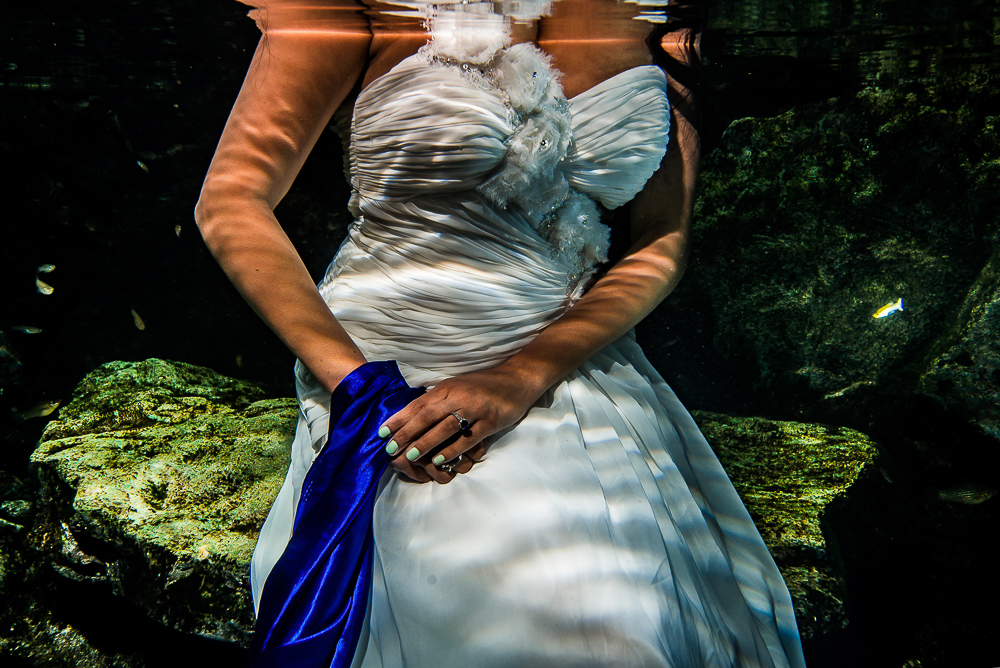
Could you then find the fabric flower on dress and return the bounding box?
[492,43,561,115]
[543,192,610,282]
[478,44,572,210]
[478,106,572,209]
[423,23,613,286]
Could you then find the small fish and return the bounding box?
[131,308,146,331]
[873,297,904,319]
[937,483,997,505]
[174,224,182,238]
[37,264,56,274]
[36,278,54,295]
[137,160,149,173]
[235,354,244,368]
[14,399,61,420]
[11,326,42,334]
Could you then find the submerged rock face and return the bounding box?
[692,411,881,639]
[917,245,1000,442]
[24,359,881,652]
[644,86,1000,436]
[29,359,295,646]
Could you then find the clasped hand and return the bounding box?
[378,366,541,484]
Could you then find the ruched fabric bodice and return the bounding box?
[320,46,670,386]
[350,54,669,207]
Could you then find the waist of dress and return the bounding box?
[317,200,581,384]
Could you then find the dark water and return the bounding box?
[2,0,999,665]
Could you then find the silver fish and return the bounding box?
[937,483,997,505]
[37,264,56,274]
[14,399,61,420]
[11,326,42,334]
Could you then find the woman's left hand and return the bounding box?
[379,365,544,484]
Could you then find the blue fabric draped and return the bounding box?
[247,360,424,668]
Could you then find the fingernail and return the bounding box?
[406,448,420,461]
[433,454,445,465]
[378,425,391,439]
[385,440,398,455]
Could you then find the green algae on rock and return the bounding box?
[26,358,880,650]
[29,359,295,645]
[692,410,882,638]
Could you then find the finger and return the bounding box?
[381,403,455,458]
[377,393,431,442]
[441,439,486,476]
[453,454,474,474]
[464,442,488,463]
[420,457,456,485]
[390,456,432,483]
[428,428,485,469]
[400,418,466,465]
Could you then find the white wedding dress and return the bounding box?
[250,16,806,668]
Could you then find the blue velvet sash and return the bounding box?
[247,360,424,667]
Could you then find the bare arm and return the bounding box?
[502,114,698,399]
[195,7,372,392]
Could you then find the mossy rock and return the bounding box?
[693,410,882,639]
[30,359,295,645]
[28,359,881,648]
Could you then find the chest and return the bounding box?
[359,0,654,98]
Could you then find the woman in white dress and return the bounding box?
[195,0,806,666]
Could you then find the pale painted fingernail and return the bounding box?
[406,448,420,461]
[385,440,398,455]
[433,454,445,465]
[378,425,391,439]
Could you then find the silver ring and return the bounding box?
[450,411,471,432]
[436,454,462,473]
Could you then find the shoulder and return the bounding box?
[356,0,427,89]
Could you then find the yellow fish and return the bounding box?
[36,277,54,295]
[36,264,55,274]
[873,298,904,319]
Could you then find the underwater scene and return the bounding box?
[1,0,998,665]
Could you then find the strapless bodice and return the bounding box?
[319,42,671,386]
[351,52,670,211]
